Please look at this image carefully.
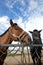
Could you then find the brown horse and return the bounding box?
[0,19,31,65]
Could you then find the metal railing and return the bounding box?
[0,43,43,65]
[0,43,43,47]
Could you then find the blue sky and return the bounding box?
[0,0,43,42]
[0,0,30,20]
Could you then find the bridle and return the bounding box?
[9,28,28,43]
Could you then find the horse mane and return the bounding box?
[0,27,10,37]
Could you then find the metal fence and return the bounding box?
[0,43,43,47]
[0,43,43,65]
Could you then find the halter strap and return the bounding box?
[33,37,40,40]
[9,28,25,40]
[9,28,28,43]
[12,31,25,39]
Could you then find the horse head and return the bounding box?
[29,29,42,41]
[9,19,31,44]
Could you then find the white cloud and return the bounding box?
[29,0,38,11]
[25,16,43,42]
[13,17,25,30]
[26,16,43,31]
[5,0,27,18]
[0,16,9,23]
[0,16,10,34]
[5,0,16,8]
[19,0,26,6]
[5,0,25,8]
[28,0,43,15]
[5,0,19,17]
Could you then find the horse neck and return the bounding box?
[0,30,12,44]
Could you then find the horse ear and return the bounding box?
[39,30,42,33]
[29,31,33,34]
[10,19,13,26]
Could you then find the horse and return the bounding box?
[29,29,42,65]
[0,19,31,65]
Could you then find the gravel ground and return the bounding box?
[3,55,43,65]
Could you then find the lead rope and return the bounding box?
[9,28,30,64]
